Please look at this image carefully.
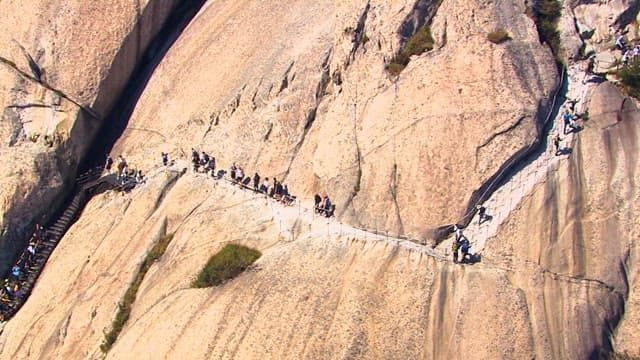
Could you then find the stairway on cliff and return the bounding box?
[0,0,208,323]
[456,64,597,254]
[0,169,125,321]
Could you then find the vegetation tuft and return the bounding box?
[192,244,261,288]
[487,29,510,44]
[616,59,640,98]
[386,25,435,76]
[529,0,562,61]
[100,233,174,353]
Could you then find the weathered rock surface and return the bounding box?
[0,0,181,274]
[115,0,557,241]
[2,0,640,359]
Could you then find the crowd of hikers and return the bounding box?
[0,224,46,321]
[451,225,473,264]
[313,194,336,218]
[186,148,304,208]
[104,154,145,187]
[615,34,640,66]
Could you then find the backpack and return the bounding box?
[452,242,459,252]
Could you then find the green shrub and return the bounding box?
[487,29,510,44]
[617,59,640,98]
[192,244,261,288]
[100,233,174,353]
[387,25,435,76]
[359,33,370,45]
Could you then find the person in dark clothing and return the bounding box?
[460,239,471,263]
[191,149,200,171]
[230,163,237,181]
[477,205,488,225]
[270,178,278,197]
[161,152,169,166]
[253,173,260,191]
[105,155,113,173]
[322,196,333,217]
[314,194,322,212]
[202,152,210,165]
[207,158,216,174]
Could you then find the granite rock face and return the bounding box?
[1,0,640,359]
[0,0,181,274]
[115,0,558,241]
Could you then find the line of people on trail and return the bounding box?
[314,194,336,218]
[104,154,145,187]
[615,35,640,66]
[451,225,473,264]
[0,224,46,321]
[553,99,583,156]
[187,148,298,206]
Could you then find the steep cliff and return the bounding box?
[114,0,557,240]
[0,0,183,274]
[0,0,639,359]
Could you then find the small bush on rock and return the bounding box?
[487,29,510,44]
[192,244,261,288]
[387,25,435,76]
[617,60,640,98]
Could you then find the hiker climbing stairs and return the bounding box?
[0,167,131,321]
[459,64,595,254]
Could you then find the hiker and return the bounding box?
[116,155,126,179]
[274,180,283,200]
[563,111,575,134]
[452,239,459,263]
[236,167,244,183]
[135,170,144,184]
[623,49,631,66]
[616,34,626,52]
[230,163,237,181]
[477,204,488,225]
[191,149,200,171]
[282,185,291,204]
[322,195,333,217]
[270,178,278,197]
[121,164,129,181]
[36,223,45,240]
[104,154,113,173]
[460,239,471,263]
[261,178,270,193]
[26,243,35,256]
[253,173,260,191]
[10,266,20,279]
[553,134,563,156]
[207,157,216,175]
[582,54,597,84]
[202,152,210,166]
[314,194,322,212]
[453,224,463,242]
[161,152,169,166]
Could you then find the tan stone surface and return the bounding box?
[0,0,180,272]
[2,0,640,359]
[482,82,640,358]
[115,0,557,241]
[0,165,539,360]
